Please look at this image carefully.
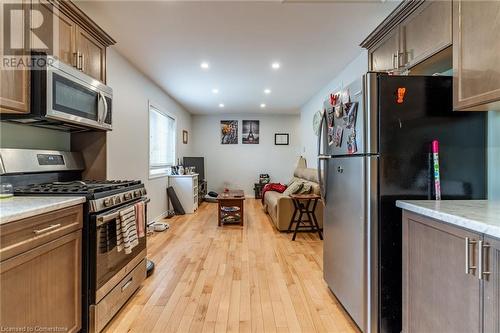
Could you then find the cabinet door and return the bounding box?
[75,26,106,82]
[402,0,452,68]
[369,29,399,72]
[402,211,481,333]
[0,0,30,114]
[453,0,500,111]
[0,231,81,332]
[483,235,500,333]
[31,1,77,66]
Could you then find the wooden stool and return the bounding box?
[287,194,323,241]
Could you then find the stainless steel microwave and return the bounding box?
[2,56,112,131]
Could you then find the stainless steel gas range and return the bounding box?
[0,149,148,333]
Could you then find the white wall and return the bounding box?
[105,48,192,221]
[299,51,368,163]
[191,114,301,196]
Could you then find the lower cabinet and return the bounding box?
[403,211,499,333]
[0,205,83,333]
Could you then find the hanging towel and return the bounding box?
[135,201,146,238]
[116,206,139,254]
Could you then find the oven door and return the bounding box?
[93,198,147,294]
[46,58,112,130]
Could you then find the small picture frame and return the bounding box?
[275,133,289,145]
[182,130,188,144]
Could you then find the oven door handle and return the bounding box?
[96,197,150,226]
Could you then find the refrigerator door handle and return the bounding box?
[317,112,329,200]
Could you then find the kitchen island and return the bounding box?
[397,200,500,333]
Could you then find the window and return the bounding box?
[149,103,176,178]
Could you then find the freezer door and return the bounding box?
[323,76,376,156]
[323,156,370,331]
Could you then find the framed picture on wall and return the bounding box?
[275,133,289,145]
[242,120,259,144]
[182,130,188,144]
[221,120,238,144]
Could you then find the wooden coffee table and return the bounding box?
[217,190,245,226]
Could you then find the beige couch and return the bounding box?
[263,163,324,231]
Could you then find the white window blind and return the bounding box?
[149,104,176,177]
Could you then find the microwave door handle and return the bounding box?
[97,92,104,123]
[101,92,108,124]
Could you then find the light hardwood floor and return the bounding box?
[103,199,359,333]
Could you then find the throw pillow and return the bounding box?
[283,181,303,196]
[297,182,312,194]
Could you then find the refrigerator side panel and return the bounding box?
[323,156,367,331]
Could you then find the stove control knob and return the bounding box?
[103,198,113,207]
[134,190,141,197]
[115,196,121,204]
[142,188,147,195]
[124,193,132,200]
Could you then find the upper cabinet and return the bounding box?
[401,1,451,68]
[0,0,30,114]
[453,0,500,111]
[75,26,106,82]
[363,0,452,73]
[370,29,400,72]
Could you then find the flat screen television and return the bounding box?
[183,157,204,182]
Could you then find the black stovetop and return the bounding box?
[14,180,142,196]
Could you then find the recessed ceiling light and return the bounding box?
[219,103,225,108]
[200,62,210,70]
[260,103,266,108]
[264,89,271,94]
[271,62,280,70]
[212,88,219,94]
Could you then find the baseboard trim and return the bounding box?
[148,210,170,226]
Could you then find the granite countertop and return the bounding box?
[396,200,500,239]
[0,196,86,225]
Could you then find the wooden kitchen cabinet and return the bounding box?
[369,29,400,72]
[0,69,30,114]
[0,205,83,333]
[0,0,30,114]
[33,0,77,66]
[363,0,452,73]
[400,0,451,68]
[483,235,500,333]
[453,0,500,111]
[75,25,106,82]
[402,211,481,333]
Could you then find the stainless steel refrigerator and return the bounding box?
[318,73,486,333]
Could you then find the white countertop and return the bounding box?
[0,196,86,225]
[396,200,500,239]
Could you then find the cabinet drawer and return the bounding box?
[92,259,146,333]
[0,205,83,261]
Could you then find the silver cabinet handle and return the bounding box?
[318,155,331,160]
[33,223,62,235]
[478,240,491,280]
[465,237,477,274]
[78,52,84,71]
[392,53,398,70]
[121,277,133,292]
[73,52,79,68]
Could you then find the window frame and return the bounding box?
[148,101,177,179]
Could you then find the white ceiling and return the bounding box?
[76,1,399,114]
